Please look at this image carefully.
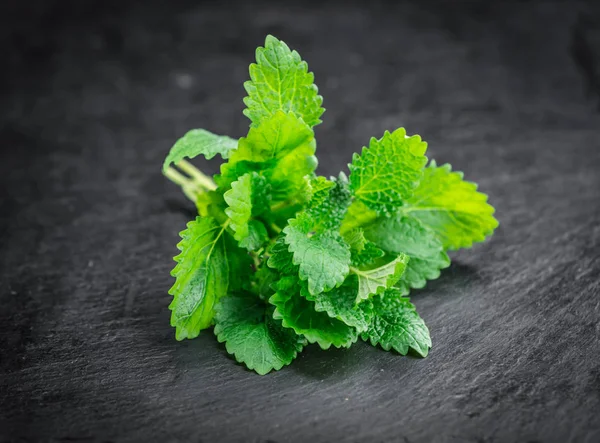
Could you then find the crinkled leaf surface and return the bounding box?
[214,292,305,375]
[224,172,270,250]
[243,35,324,128]
[270,277,358,349]
[168,217,229,340]
[364,289,431,357]
[351,254,409,302]
[219,111,316,205]
[307,172,352,232]
[402,161,498,250]
[349,128,428,213]
[306,276,373,333]
[267,236,297,275]
[364,214,450,294]
[283,213,351,295]
[163,129,237,172]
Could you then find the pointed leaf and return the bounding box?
[224,172,270,250]
[401,161,498,250]
[168,217,229,340]
[214,292,305,375]
[364,214,450,294]
[306,276,373,333]
[283,213,351,295]
[270,277,358,349]
[349,128,428,213]
[243,35,324,128]
[364,289,431,357]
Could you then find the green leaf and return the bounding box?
[306,275,373,333]
[219,111,316,205]
[214,292,305,375]
[350,254,409,302]
[343,229,385,267]
[267,236,297,275]
[168,217,229,340]
[243,35,324,128]
[364,214,450,294]
[283,213,351,295]
[307,172,352,232]
[340,200,378,235]
[342,228,367,253]
[308,176,335,208]
[223,172,270,250]
[348,128,428,213]
[224,234,253,292]
[364,289,431,357]
[400,161,499,250]
[270,277,358,349]
[396,252,450,295]
[163,129,237,172]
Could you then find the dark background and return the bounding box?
[1,1,600,442]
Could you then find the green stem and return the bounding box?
[163,166,191,188]
[270,223,282,234]
[163,167,201,202]
[177,159,217,191]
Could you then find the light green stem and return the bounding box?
[164,166,203,203]
[177,159,217,191]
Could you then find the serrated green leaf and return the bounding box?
[270,277,358,349]
[342,228,367,253]
[307,172,352,232]
[396,252,450,295]
[306,275,373,333]
[308,176,335,208]
[400,161,498,250]
[224,172,270,250]
[214,292,305,375]
[267,236,297,275]
[168,217,229,340]
[243,35,324,128]
[219,111,316,206]
[350,254,409,302]
[348,235,385,267]
[364,214,450,294]
[163,129,237,172]
[283,213,351,295]
[363,289,431,357]
[348,128,428,213]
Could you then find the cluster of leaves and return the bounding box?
[162,36,498,374]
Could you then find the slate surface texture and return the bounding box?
[1,1,600,442]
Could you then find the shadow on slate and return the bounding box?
[1,0,600,442]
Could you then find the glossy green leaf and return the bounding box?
[270,277,358,349]
[168,217,229,340]
[283,213,351,295]
[214,292,305,375]
[364,214,450,294]
[306,276,373,333]
[400,161,499,250]
[224,172,270,250]
[348,128,427,213]
[364,289,431,357]
[244,35,324,128]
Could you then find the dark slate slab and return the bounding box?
[1,1,599,442]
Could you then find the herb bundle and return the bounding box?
[162,36,498,374]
